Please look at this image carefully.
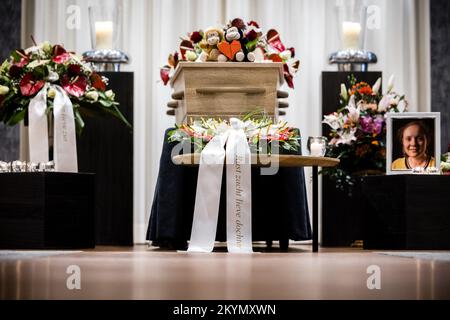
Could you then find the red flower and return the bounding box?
[67,64,82,76]
[90,72,106,91]
[190,31,203,44]
[160,67,171,86]
[9,65,23,78]
[52,45,66,56]
[61,74,87,97]
[351,82,373,96]
[19,72,45,96]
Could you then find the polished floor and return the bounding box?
[1,243,450,300]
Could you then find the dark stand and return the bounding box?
[0,172,95,249]
[362,175,450,249]
[321,71,382,247]
[77,72,134,245]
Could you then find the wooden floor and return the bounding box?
[1,243,450,300]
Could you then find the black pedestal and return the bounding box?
[362,175,450,250]
[77,72,133,246]
[0,173,95,249]
[321,71,382,246]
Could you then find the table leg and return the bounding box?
[312,166,318,252]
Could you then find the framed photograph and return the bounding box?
[386,112,441,174]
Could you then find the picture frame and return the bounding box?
[386,112,441,175]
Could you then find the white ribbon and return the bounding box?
[28,85,49,163]
[188,118,253,253]
[53,85,78,172]
[226,119,252,253]
[28,85,78,172]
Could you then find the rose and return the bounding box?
[105,90,115,100]
[47,87,56,99]
[85,91,99,102]
[0,85,9,95]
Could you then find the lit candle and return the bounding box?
[342,21,361,50]
[95,21,113,50]
[310,142,324,157]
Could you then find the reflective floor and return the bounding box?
[1,244,450,300]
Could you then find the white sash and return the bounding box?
[27,85,78,172]
[188,118,253,253]
[226,119,253,253]
[28,85,49,163]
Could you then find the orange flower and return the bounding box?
[351,82,373,96]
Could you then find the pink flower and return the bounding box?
[53,52,71,64]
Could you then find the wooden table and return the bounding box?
[172,154,340,252]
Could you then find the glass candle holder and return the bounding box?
[329,0,377,71]
[336,0,367,51]
[89,4,120,51]
[307,137,327,157]
[83,4,129,72]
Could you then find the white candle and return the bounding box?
[95,21,113,50]
[342,21,361,50]
[310,142,324,157]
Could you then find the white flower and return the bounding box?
[47,87,56,99]
[397,99,408,113]
[387,75,395,93]
[46,70,59,82]
[372,78,381,94]
[340,84,348,100]
[345,103,360,123]
[0,85,9,95]
[348,95,356,109]
[105,90,115,99]
[42,41,52,54]
[378,93,394,112]
[85,91,99,102]
[323,113,342,130]
[27,59,50,69]
[335,128,357,145]
[279,50,292,60]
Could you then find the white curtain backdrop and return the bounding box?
[22,0,430,243]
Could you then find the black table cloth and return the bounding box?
[147,129,312,249]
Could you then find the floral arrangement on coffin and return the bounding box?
[321,75,408,192]
[0,41,131,134]
[160,18,300,88]
[168,114,300,154]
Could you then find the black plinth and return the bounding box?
[77,72,133,246]
[362,175,450,250]
[0,172,95,249]
[321,71,382,247]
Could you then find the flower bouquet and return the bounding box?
[168,113,300,154]
[0,41,131,134]
[160,18,300,88]
[322,75,407,192]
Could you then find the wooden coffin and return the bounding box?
[168,62,286,123]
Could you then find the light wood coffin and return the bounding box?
[168,62,286,123]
